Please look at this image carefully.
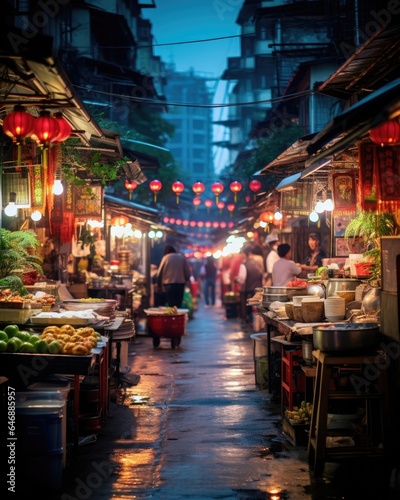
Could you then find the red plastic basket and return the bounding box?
[147,314,186,337]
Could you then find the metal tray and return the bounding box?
[30,315,90,326]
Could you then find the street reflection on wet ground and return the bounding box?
[44,302,400,499]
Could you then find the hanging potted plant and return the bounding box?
[344,211,398,287]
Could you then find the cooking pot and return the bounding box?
[325,278,361,297]
[313,323,380,352]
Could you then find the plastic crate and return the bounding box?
[147,314,186,337]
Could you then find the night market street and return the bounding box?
[20,299,397,500]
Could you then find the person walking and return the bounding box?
[298,232,327,276]
[272,243,302,286]
[236,245,263,323]
[157,245,191,308]
[201,256,218,307]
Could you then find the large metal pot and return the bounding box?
[263,286,287,295]
[313,323,380,352]
[325,278,361,297]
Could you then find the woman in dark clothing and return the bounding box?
[202,256,218,306]
[157,245,191,308]
[298,233,327,276]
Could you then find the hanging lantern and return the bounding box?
[227,203,235,217]
[193,196,202,209]
[111,215,129,226]
[230,181,242,202]
[259,211,274,223]
[369,118,400,146]
[192,181,205,196]
[53,112,72,142]
[204,199,213,213]
[125,179,138,200]
[33,111,60,170]
[149,179,162,202]
[249,179,262,200]
[172,180,184,204]
[2,105,36,165]
[33,110,60,145]
[217,201,225,213]
[211,181,224,203]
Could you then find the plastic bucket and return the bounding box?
[27,381,70,468]
[16,391,64,489]
[251,333,269,389]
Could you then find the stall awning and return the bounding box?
[306,77,400,167]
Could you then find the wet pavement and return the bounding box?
[19,302,400,499]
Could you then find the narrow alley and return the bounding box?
[43,301,399,500]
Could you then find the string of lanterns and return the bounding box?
[162,217,235,229]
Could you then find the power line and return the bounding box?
[74,84,313,109]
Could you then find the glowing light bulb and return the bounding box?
[315,200,325,213]
[148,230,155,239]
[156,230,163,238]
[324,198,334,211]
[52,179,64,195]
[31,210,42,221]
[309,210,319,222]
[274,210,283,221]
[4,203,17,217]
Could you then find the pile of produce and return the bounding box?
[285,277,308,287]
[285,400,313,425]
[0,288,56,308]
[165,306,179,314]
[0,324,102,355]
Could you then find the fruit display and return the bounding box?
[0,324,102,355]
[285,277,308,288]
[285,400,313,425]
[165,306,179,315]
[0,288,56,308]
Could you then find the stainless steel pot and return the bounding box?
[313,323,380,352]
[325,278,361,297]
[263,286,287,295]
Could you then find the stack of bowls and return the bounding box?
[324,296,346,321]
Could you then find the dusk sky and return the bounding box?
[145,0,241,78]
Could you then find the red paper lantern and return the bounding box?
[212,221,219,228]
[149,179,162,201]
[2,105,35,142]
[193,197,202,208]
[2,105,36,165]
[211,181,224,203]
[111,215,129,226]
[369,118,400,146]
[249,179,262,201]
[53,112,72,142]
[192,181,205,195]
[125,179,138,200]
[249,179,262,193]
[204,199,213,213]
[227,203,235,217]
[217,201,225,212]
[33,110,60,144]
[172,180,184,203]
[190,220,197,227]
[197,221,204,227]
[205,221,212,228]
[259,211,274,223]
[230,181,242,202]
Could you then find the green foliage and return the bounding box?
[0,229,44,280]
[0,276,27,296]
[344,211,398,286]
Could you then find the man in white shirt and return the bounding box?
[265,232,280,286]
[272,244,302,287]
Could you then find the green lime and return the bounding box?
[4,324,19,338]
[48,340,61,354]
[29,335,40,345]
[19,342,35,353]
[16,331,31,342]
[0,330,8,342]
[7,337,22,352]
[0,340,7,351]
[34,339,48,354]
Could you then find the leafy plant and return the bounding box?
[344,211,398,286]
[0,229,44,280]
